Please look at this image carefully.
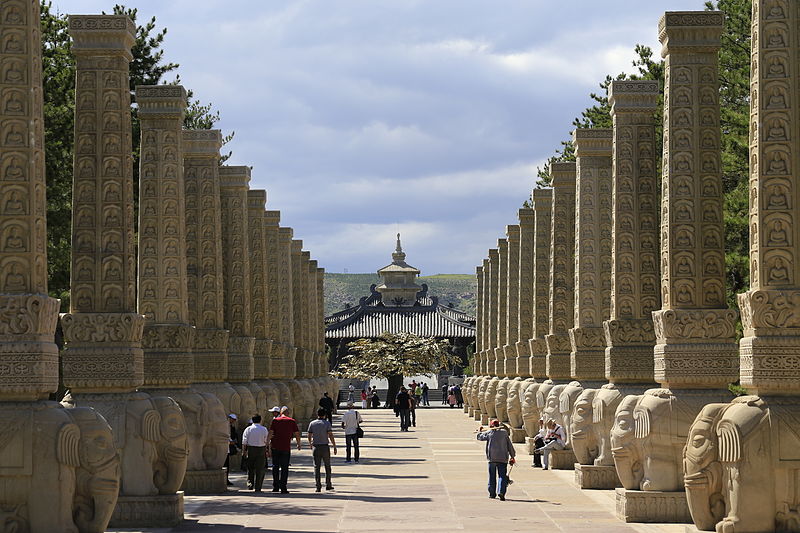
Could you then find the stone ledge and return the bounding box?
[574,464,621,489]
[548,449,576,470]
[472,409,482,421]
[181,468,228,495]
[110,492,184,528]
[615,488,691,523]
[509,427,526,443]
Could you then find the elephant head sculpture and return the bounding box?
[168,390,210,472]
[68,406,120,533]
[198,392,229,470]
[494,379,510,423]
[120,392,161,496]
[610,393,643,490]
[535,380,556,423]
[477,377,490,415]
[247,382,268,416]
[506,378,524,429]
[485,378,500,418]
[591,384,625,466]
[520,379,542,437]
[683,402,728,531]
[541,384,566,428]
[570,388,599,465]
[275,380,292,409]
[231,385,257,433]
[149,396,189,495]
[463,377,473,407]
[559,381,584,448]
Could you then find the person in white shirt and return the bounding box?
[530,418,546,468]
[341,402,363,463]
[242,414,269,491]
[534,419,566,470]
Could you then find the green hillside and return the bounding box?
[324,273,476,317]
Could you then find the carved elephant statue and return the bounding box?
[506,378,524,429]
[570,388,599,465]
[463,377,473,408]
[286,380,307,420]
[683,395,800,533]
[299,379,315,420]
[169,390,214,472]
[540,384,567,429]
[231,385,257,433]
[484,377,500,419]
[477,377,490,416]
[149,396,189,495]
[276,380,292,409]
[0,402,121,533]
[257,379,281,424]
[247,382,268,417]
[197,392,229,470]
[559,381,584,448]
[610,393,643,490]
[535,380,557,424]
[612,388,729,493]
[521,379,544,438]
[494,378,510,423]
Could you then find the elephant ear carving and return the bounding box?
[142,410,161,442]
[718,421,741,463]
[634,408,650,439]
[57,423,81,468]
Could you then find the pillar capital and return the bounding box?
[219,165,251,187]
[609,80,660,113]
[658,11,725,56]
[136,85,187,119]
[68,15,136,60]
[183,129,223,156]
[572,128,612,156]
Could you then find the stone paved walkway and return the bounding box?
[111,407,688,533]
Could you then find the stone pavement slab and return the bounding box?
[109,407,689,533]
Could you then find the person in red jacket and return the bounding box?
[268,406,302,493]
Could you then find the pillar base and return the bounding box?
[463,404,469,413]
[547,449,576,470]
[614,488,691,523]
[509,427,526,443]
[574,464,621,489]
[467,407,475,417]
[480,413,489,425]
[472,409,481,421]
[525,437,538,454]
[181,468,227,495]
[109,492,184,528]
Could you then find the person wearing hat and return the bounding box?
[224,413,240,486]
[476,419,516,500]
[341,401,363,463]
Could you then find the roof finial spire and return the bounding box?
[392,232,406,263]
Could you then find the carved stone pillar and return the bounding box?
[574,84,661,489]
[264,210,286,378]
[516,209,535,377]
[62,16,185,527]
[495,238,509,377]
[545,163,576,381]
[278,227,297,382]
[0,0,60,400]
[569,129,612,383]
[291,241,307,379]
[182,130,238,416]
[504,225,521,377]
[137,85,194,387]
[218,166,256,429]
[475,264,484,376]
[316,266,326,376]
[683,5,800,532]
[529,189,552,378]
[487,249,499,376]
[480,257,490,376]
[613,12,735,523]
[248,190,271,382]
[0,6,120,532]
[603,81,660,384]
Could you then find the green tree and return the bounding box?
[336,333,460,405]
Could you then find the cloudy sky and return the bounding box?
[57,0,700,274]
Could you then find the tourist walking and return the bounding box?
[319,392,334,422]
[224,413,239,486]
[242,414,268,492]
[454,384,464,408]
[371,388,381,408]
[421,382,429,406]
[395,387,412,431]
[535,419,566,470]
[308,408,337,492]
[361,388,368,409]
[413,384,423,408]
[409,393,417,427]
[347,383,355,405]
[476,419,516,500]
[441,384,448,404]
[447,388,457,408]
[341,401,363,463]
[268,406,302,493]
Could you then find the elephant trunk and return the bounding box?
[612,447,641,490]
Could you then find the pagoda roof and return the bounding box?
[325,285,475,339]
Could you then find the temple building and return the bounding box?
[325,235,476,374]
